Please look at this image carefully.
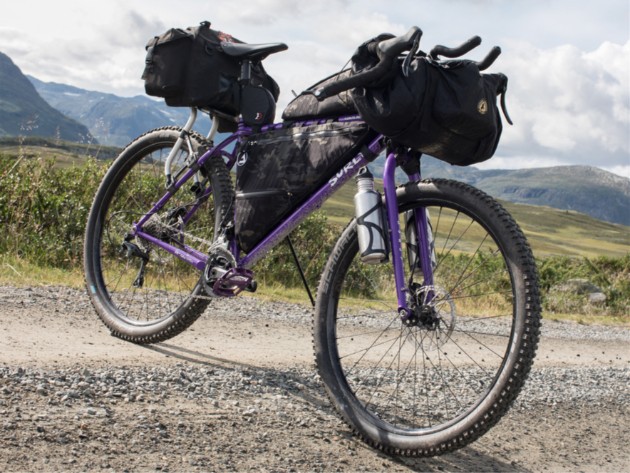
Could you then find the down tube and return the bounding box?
[238,143,383,268]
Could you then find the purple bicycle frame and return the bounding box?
[131,116,435,315]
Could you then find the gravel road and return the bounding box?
[0,285,628,472]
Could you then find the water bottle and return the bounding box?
[354,167,388,264]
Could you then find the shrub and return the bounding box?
[0,154,628,317]
[538,255,629,316]
[0,155,107,268]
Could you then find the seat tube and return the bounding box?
[382,152,410,316]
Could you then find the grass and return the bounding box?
[0,255,85,289]
[4,254,626,327]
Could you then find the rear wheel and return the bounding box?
[84,127,233,344]
[314,179,541,455]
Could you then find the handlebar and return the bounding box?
[372,26,422,60]
[477,46,501,71]
[312,26,422,100]
[429,36,501,71]
[311,28,502,101]
[429,36,481,59]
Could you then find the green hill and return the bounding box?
[322,179,630,259]
[369,155,630,226]
[0,136,120,164]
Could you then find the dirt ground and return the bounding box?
[0,286,628,472]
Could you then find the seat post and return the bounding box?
[240,60,253,84]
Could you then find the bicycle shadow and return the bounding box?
[143,342,528,473]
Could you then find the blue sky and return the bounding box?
[1,0,629,177]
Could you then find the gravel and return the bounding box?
[0,285,629,471]
[1,363,628,411]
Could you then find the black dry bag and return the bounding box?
[235,122,374,253]
[351,42,509,166]
[142,21,279,117]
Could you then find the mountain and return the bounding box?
[0,52,94,143]
[7,51,627,227]
[28,76,212,147]
[370,155,630,226]
[467,165,630,226]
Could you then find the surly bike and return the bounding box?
[84,26,541,455]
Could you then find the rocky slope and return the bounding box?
[0,52,94,143]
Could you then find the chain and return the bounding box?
[143,212,217,252]
[142,212,236,275]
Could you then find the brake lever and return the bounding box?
[401,33,422,77]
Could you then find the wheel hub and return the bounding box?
[405,284,456,349]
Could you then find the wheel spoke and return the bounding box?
[316,180,541,453]
[85,129,232,343]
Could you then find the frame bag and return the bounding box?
[142,21,279,116]
[351,45,509,166]
[235,122,374,253]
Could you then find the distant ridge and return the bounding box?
[469,165,630,226]
[372,155,630,226]
[0,51,94,143]
[28,76,211,147]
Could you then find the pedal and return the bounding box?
[212,268,255,297]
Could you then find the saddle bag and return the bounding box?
[142,21,279,116]
[351,41,509,166]
[235,122,374,253]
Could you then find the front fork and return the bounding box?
[382,151,434,319]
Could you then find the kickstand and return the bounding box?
[285,237,315,308]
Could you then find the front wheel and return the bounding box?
[314,179,541,455]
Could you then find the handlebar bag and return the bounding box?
[142,21,279,116]
[282,70,358,120]
[235,122,375,253]
[351,54,507,166]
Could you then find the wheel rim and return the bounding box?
[92,139,218,326]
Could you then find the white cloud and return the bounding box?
[1,0,629,178]
[474,155,568,171]
[603,165,630,180]
[497,39,630,172]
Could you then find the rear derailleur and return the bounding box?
[121,237,149,288]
